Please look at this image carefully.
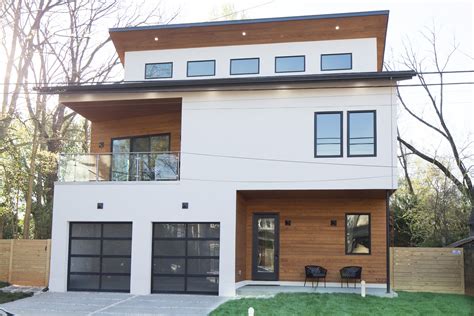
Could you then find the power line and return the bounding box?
[0,70,473,86]
[181,152,395,168]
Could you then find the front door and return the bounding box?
[252,213,279,280]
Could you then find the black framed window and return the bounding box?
[345,214,371,255]
[145,62,173,79]
[348,111,376,157]
[314,112,343,157]
[321,53,352,71]
[275,56,305,73]
[68,222,132,292]
[152,222,220,295]
[187,60,215,77]
[111,134,173,181]
[230,58,259,75]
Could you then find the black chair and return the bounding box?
[340,266,362,288]
[304,265,327,288]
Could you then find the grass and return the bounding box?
[0,281,33,304]
[210,292,474,316]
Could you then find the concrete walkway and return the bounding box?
[0,292,230,316]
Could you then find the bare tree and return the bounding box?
[394,27,474,236]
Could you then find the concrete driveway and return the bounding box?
[0,292,230,316]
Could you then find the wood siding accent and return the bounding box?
[111,14,388,71]
[390,247,465,294]
[236,190,387,283]
[90,110,181,153]
[235,193,248,282]
[0,239,51,286]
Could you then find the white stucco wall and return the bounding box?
[50,83,398,296]
[124,38,378,81]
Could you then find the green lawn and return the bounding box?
[0,281,33,304]
[211,292,474,316]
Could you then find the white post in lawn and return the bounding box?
[361,280,366,297]
[248,307,255,316]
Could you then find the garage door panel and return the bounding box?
[152,222,220,295]
[70,257,100,273]
[153,258,185,274]
[70,240,101,255]
[68,222,132,292]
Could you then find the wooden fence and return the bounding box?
[390,247,465,294]
[0,239,51,287]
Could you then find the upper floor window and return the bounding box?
[345,214,371,255]
[321,53,352,71]
[348,111,376,157]
[230,58,259,75]
[145,62,173,79]
[314,112,342,157]
[275,56,305,73]
[187,60,216,77]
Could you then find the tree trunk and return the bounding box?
[23,125,39,239]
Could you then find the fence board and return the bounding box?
[390,247,464,294]
[0,239,51,287]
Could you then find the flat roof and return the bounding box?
[110,10,389,33]
[37,71,415,95]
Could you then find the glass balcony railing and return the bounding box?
[58,152,180,182]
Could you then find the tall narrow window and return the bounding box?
[314,112,343,157]
[321,53,352,71]
[230,58,259,75]
[345,214,371,255]
[187,60,215,77]
[348,111,376,157]
[275,56,305,73]
[145,62,173,79]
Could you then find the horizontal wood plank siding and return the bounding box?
[236,190,387,283]
[90,110,181,153]
[391,247,465,294]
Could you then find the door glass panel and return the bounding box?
[102,258,131,274]
[71,223,101,237]
[70,240,101,255]
[186,277,219,292]
[70,257,100,273]
[154,240,186,256]
[153,258,185,274]
[151,135,170,152]
[153,276,185,292]
[187,223,220,238]
[257,218,275,273]
[111,139,130,181]
[187,240,220,257]
[69,275,100,290]
[154,223,186,238]
[102,240,132,256]
[101,275,130,291]
[187,259,219,275]
[103,223,132,238]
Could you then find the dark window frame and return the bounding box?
[345,213,371,255]
[229,57,260,75]
[144,62,173,79]
[275,55,306,73]
[320,53,352,71]
[67,222,133,293]
[347,110,377,157]
[186,60,216,77]
[110,133,171,153]
[314,111,343,158]
[151,222,220,295]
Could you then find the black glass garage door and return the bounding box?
[68,222,132,292]
[152,223,220,295]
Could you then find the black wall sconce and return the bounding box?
[97,202,104,210]
[285,219,292,226]
[98,142,104,149]
[182,202,189,209]
[330,219,337,227]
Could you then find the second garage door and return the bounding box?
[151,222,220,295]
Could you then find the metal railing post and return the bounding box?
[135,155,140,181]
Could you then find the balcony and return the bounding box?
[58,152,180,182]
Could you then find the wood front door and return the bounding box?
[252,213,280,281]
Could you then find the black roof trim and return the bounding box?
[109,10,389,33]
[37,71,415,95]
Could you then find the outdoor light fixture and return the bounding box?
[285,219,292,226]
[154,37,159,41]
[182,202,189,209]
[98,142,104,148]
[335,25,340,30]
[242,31,246,36]
[97,203,103,210]
[331,219,337,226]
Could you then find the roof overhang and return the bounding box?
[38,71,415,95]
[109,10,390,71]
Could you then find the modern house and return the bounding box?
[43,10,415,296]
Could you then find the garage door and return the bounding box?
[152,222,220,295]
[68,222,132,292]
